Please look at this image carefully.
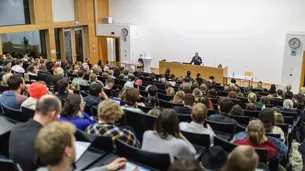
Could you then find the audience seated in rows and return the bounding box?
[35,122,127,171]
[142,109,196,162]
[86,100,140,147]
[171,90,185,104]
[208,97,238,125]
[21,82,48,110]
[229,104,244,116]
[121,88,144,113]
[246,103,257,110]
[12,59,25,73]
[248,92,264,108]
[9,95,61,171]
[89,73,104,86]
[173,93,194,114]
[179,103,215,145]
[0,74,27,109]
[83,83,108,106]
[72,70,88,86]
[59,94,94,131]
[197,96,213,110]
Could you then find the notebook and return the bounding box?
[75,141,91,162]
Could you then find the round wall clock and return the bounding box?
[289,37,301,49]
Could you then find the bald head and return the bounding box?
[35,95,62,115]
[222,146,258,171]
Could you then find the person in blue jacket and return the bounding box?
[190,52,203,66]
[59,94,94,131]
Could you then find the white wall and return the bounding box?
[52,0,75,22]
[109,0,305,84]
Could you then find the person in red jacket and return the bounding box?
[233,120,276,159]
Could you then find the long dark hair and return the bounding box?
[155,109,181,139]
[61,94,82,118]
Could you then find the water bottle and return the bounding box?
[232,72,235,78]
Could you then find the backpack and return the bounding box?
[289,140,303,171]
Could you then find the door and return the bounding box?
[74,28,84,62]
[64,30,72,63]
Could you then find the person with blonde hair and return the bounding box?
[1,72,13,86]
[248,92,264,108]
[192,88,202,103]
[53,67,64,77]
[73,64,80,75]
[221,146,259,171]
[36,122,127,171]
[285,85,293,97]
[233,120,276,159]
[283,99,293,109]
[172,91,185,104]
[86,100,140,147]
[180,103,215,145]
[88,73,104,86]
[166,87,175,97]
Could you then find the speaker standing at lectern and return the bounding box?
[190,52,203,65]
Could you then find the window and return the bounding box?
[0,0,31,27]
[1,30,47,58]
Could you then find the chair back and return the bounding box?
[84,105,93,116]
[2,105,27,122]
[266,133,281,139]
[138,106,154,113]
[281,111,298,119]
[207,110,218,116]
[229,115,250,126]
[124,109,157,141]
[255,148,268,163]
[139,90,148,97]
[181,131,210,147]
[214,136,237,152]
[177,114,192,123]
[159,99,183,108]
[21,107,35,121]
[80,85,90,91]
[75,130,113,152]
[217,91,228,97]
[283,116,294,125]
[0,85,9,93]
[205,120,236,135]
[116,139,170,171]
[275,123,289,133]
[158,93,173,101]
[104,89,115,98]
[0,159,22,171]
[243,110,260,118]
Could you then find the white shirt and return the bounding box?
[179,121,215,146]
[12,65,25,73]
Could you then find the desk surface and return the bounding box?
[74,148,106,171]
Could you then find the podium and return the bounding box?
[143,57,152,73]
[159,61,228,83]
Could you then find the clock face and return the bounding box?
[289,38,301,49]
[121,28,128,37]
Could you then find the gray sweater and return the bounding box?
[141,130,196,162]
[36,166,108,171]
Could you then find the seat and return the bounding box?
[84,105,93,116]
[205,120,236,140]
[181,131,210,148]
[228,115,250,126]
[75,130,113,152]
[139,90,148,97]
[158,93,173,101]
[243,110,260,118]
[137,106,154,113]
[80,85,90,91]
[177,114,192,122]
[207,110,218,116]
[281,111,298,119]
[217,91,228,97]
[214,136,237,153]
[255,148,268,163]
[0,85,9,93]
[159,99,183,108]
[2,105,27,122]
[124,109,157,141]
[80,91,89,97]
[0,158,22,171]
[104,89,115,98]
[116,139,170,171]
[266,133,281,139]
[21,107,35,121]
[236,124,246,133]
[158,89,167,95]
[275,123,289,134]
[283,116,294,125]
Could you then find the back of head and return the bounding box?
[105,77,114,85]
[259,108,274,133]
[148,108,161,117]
[148,85,158,96]
[35,122,76,166]
[246,120,265,144]
[57,78,69,94]
[166,87,175,97]
[277,89,283,96]
[286,85,292,91]
[61,94,82,118]
[219,97,233,114]
[283,99,293,109]
[168,157,201,171]
[207,89,217,97]
[89,73,97,82]
[231,78,236,84]
[247,92,257,103]
[125,88,140,106]
[155,109,181,139]
[35,95,61,116]
[98,99,124,123]
[173,91,185,104]
[229,105,244,116]
[200,83,207,92]
[184,93,195,106]
[228,91,237,99]
[54,67,64,77]
[187,71,191,77]
[27,65,35,73]
[7,74,23,91]
[29,82,48,100]
[89,83,102,97]
[246,103,256,110]
[260,96,270,105]
[274,112,284,124]
[77,70,84,78]
[191,103,207,123]
[192,88,202,99]
[221,146,258,171]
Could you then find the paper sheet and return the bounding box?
[119,162,151,171]
[75,141,91,162]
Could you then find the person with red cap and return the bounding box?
[21,82,48,110]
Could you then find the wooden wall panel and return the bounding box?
[45,29,56,60]
[300,51,305,89]
[0,36,2,55]
[97,0,109,24]
[98,37,108,64]
[32,0,53,24]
